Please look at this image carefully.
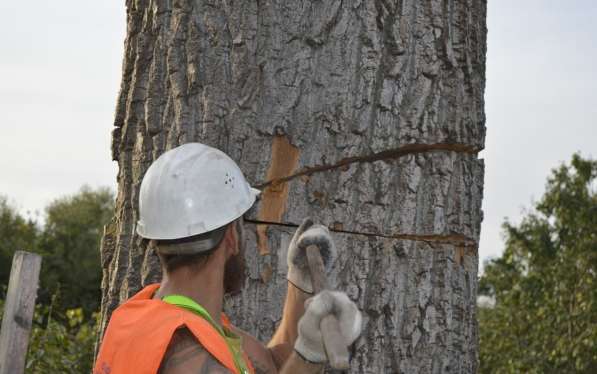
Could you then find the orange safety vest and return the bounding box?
[94,284,255,374]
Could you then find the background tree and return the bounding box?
[99,1,487,372]
[0,197,39,295]
[479,154,597,373]
[0,186,113,315]
[0,186,112,373]
[37,186,114,314]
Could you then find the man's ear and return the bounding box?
[224,222,239,256]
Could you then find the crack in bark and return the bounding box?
[255,142,481,188]
[244,218,478,249]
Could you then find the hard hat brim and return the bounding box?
[137,183,261,241]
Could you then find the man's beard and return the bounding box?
[223,250,245,294]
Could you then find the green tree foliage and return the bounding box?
[0,198,39,295]
[26,307,97,374]
[0,186,112,373]
[37,186,114,313]
[0,186,113,313]
[479,154,597,373]
[0,297,98,374]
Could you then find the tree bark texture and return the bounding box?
[99,1,487,373]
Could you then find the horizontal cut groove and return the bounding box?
[245,218,478,249]
[255,142,481,188]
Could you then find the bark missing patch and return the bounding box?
[256,135,301,255]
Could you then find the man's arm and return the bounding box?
[265,219,336,367]
[266,282,310,365]
[252,219,337,370]
[237,290,361,374]
[231,283,314,371]
[239,219,357,373]
[279,352,323,374]
[163,290,361,374]
[158,328,230,374]
[161,326,323,374]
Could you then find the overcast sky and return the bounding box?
[1,1,595,265]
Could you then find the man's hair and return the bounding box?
[157,248,218,274]
[152,224,230,273]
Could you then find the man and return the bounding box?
[94,143,362,374]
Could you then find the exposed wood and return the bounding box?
[0,251,42,374]
[99,1,487,372]
[256,135,301,256]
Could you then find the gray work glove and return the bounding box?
[294,290,363,364]
[287,218,336,293]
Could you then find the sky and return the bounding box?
[0,1,595,265]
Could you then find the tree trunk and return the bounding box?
[99,0,486,372]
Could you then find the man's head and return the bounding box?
[152,218,246,294]
[136,143,259,293]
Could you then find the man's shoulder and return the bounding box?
[158,327,231,374]
[229,325,278,374]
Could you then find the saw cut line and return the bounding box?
[255,142,482,189]
[244,218,478,249]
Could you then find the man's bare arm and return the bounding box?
[158,328,230,374]
[232,283,310,370]
[232,318,324,374]
[266,219,336,368]
[161,326,323,374]
[267,282,310,364]
[279,352,323,374]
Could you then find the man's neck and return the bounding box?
[154,264,225,325]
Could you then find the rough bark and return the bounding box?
[99,0,486,372]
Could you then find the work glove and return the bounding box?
[294,290,363,364]
[287,218,336,293]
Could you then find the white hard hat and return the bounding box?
[136,143,260,240]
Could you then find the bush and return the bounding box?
[25,297,98,374]
[0,186,111,373]
[0,186,114,315]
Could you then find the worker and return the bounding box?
[94,143,362,374]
